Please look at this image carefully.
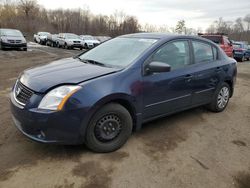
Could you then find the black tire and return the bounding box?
[206,82,231,112]
[85,103,133,153]
[64,43,68,49]
[84,43,88,49]
[80,47,83,50]
[0,42,3,50]
[23,47,27,51]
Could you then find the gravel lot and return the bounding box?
[0,44,250,188]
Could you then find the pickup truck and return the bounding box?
[34,32,51,45]
[199,33,233,58]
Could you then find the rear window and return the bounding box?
[201,36,222,44]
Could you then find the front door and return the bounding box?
[142,40,195,120]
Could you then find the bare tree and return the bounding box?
[18,0,38,18]
[244,14,250,31]
[175,20,186,34]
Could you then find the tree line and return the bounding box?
[0,0,250,43]
[0,0,140,37]
[206,16,250,42]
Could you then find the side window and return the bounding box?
[192,41,214,63]
[150,40,191,70]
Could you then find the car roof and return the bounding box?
[0,28,21,32]
[119,32,213,43]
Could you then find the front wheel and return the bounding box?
[206,83,231,112]
[85,103,133,153]
[240,55,245,62]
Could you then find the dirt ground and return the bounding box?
[0,44,250,188]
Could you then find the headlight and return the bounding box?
[38,85,81,110]
[1,37,8,43]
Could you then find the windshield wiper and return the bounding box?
[79,59,111,67]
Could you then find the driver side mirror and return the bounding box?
[145,61,171,75]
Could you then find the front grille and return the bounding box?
[7,40,15,43]
[7,40,22,44]
[14,81,34,105]
[73,41,80,43]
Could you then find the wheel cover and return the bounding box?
[94,114,122,142]
[217,87,229,109]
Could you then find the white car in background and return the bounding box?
[80,35,100,49]
[95,36,111,43]
[34,32,51,45]
[57,33,84,50]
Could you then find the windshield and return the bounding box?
[66,34,80,39]
[39,32,50,36]
[1,29,23,37]
[201,36,222,44]
[81,36,95,40]
[79,37,158,68]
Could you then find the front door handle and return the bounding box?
[185,74,193,82]
[215,67,222,73]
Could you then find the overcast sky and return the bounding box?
[38,0,250,30]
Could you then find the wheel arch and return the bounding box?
[224,79,233,97]
[80,94,139,140]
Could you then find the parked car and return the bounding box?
[57,33,84,50]
[10,33,237,153]
[34,32,51,45]
[0,28,27,51]
[46,34,59,47]
[80,35,100,49]
[232,42,250,62]
[247,45,250,60]
[199,33,233,57]
[95,36,111,43]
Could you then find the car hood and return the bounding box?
[66,39,83,42]
[84,39,100,44]
[19,58,120,93]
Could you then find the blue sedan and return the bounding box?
[233,42,250,62]
[10,33,237,152]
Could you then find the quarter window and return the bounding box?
[193,41,214,63]
[212,46,218,60]
[150,40,191,70]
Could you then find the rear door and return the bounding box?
[191,40,222,105]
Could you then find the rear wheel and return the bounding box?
[85,103,133,153]
[206,82,230,112]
